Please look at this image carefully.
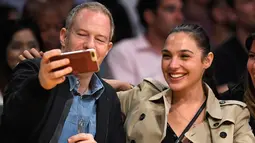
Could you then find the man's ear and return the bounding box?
[144,9,156,27]
[204,52,214,69]
[105,42,113,56]
[60,28,67,47]
[107,42,113,51]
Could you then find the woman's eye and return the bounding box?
[10,43,21,50]
[28,42,38,49]
[180,54,190,59]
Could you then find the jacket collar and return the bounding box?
[148,83,223,120]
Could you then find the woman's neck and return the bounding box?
[171,82,206,105]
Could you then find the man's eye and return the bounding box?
[162,54,171,59]
[96,38,105,43]
[77,33,88,37]
[249,54,255,59]
[164,6,176,13]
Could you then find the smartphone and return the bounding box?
[49,49,99,74]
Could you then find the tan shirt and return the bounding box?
[117,78,255,143]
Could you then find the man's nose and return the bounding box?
[84,37,95,49]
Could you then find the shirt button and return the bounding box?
[220,132,227,138]
[139,113,146,120]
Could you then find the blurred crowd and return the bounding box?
[0,0,255,142]
[0,0,254,102]
[0,0,254,105]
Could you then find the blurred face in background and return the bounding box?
[37,8,63,51]
[234,0,255,31]
[247,41,255,87]
[7,29,40,69]
[150,0,184,39]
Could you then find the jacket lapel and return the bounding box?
[38,80,73,143]
[95,91,111,143]
[149,89,171,141]
[185,121,212,143]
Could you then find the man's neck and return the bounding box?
[76,72,93,94]
[145,30,165,54]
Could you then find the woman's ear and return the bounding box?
[203,52,214,69]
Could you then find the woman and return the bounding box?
[117,24,254,143]
[244,33,255,134]
[0,19,43,96]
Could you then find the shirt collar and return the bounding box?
[68,74,104,100]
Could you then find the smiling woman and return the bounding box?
[117,24,255,143]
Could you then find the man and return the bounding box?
[213,0,255,98]
[208,0,234,49]
[0,2,125,143]
[102,0,183,85]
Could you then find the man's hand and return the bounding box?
[39,49,72,90]
[68,133,97,143]
[19,48,44,61]
[103,78,133,91]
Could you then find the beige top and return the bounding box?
[117,78,255,143]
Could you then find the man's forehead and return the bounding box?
[252,40,255,48]
[160,0,183,7]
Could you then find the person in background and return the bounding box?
[0,19,42,96]
[208,0,234,49]
[0,2,125,143]
[103,0,183,85]
[213,0,255,98]
[23,1,63,51]
[244,33,255,134]
[182,0,212,36]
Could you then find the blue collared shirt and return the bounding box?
[58,74,104,143]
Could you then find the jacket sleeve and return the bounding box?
[234,107,255,143]
[0,59,50,142]
[117,78,167,116]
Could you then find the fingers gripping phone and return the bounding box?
[50,49,99,74]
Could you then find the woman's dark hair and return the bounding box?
[169,24,219,96]
[169,24,211,57]
[244,33,255,119]
[0,19,43,91]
